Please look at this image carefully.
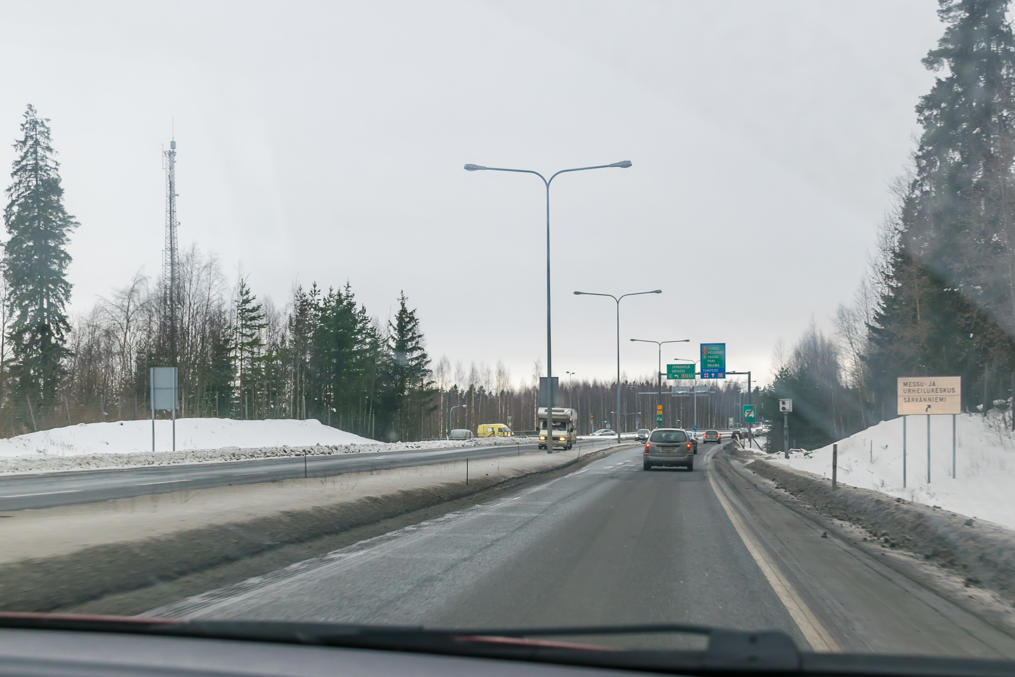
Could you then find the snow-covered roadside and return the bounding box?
[0,418,521,475]
[0,418,374,459]
[761,412,1015,530]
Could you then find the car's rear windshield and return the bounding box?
[706,430,719,434]
[650,430,687,443]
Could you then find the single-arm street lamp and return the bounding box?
[449,404,467,438]
[465,160,632,411]
[574,289,662,443]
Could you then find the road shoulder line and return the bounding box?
[706,448,840,652]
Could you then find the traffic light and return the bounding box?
[656,404,663,415]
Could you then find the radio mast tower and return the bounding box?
[162,137,180,366]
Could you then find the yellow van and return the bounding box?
[477,423,513,438]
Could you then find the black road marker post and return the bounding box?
[832,444,838,490]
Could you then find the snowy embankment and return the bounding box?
[0,418,514,475]
[765,412,1015,530]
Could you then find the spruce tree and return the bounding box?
[867,0,1015,413]
[2,105,78,419]
[383,291,434,439]
[232,278,266,419]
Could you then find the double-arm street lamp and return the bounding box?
[464,160,632,410]
[629,338,690,416]
[574,289,662,442]
[564,370,576,408]
[449,404,467,438]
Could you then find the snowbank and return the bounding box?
[0,418,377,459]
[0,418,528,475]
[764,412,1015,530]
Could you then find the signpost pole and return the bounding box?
[172,369,178,452]
[747,371,752,447]
[952,413,957,479]
[926,413,931,484]
[150,368,155,452]
[903,416,907,489]
[783,412,789,459]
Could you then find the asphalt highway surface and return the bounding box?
[149,443,1015,657]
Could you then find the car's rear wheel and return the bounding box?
[687,461,694,471]
[643,461,651,470]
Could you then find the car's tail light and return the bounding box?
[686,442,692,450]
[644,443,650,454]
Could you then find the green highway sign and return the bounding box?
[656,414,664,424]
[700,343,726,379]
[667,363,695,379]
[743,404,756,422]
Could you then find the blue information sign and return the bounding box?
[700,342,726,379]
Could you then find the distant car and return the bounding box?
[591,428,615,437]
[686,431,699,454]
[476,423,512,438]
[635,428,650,442]
[643,428,694,471]
[704,429,720,443]
[448,428,472,440]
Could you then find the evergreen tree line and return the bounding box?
[4,247,440,439]
[759,0,1015,452]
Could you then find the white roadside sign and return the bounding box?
[897,376,961,415]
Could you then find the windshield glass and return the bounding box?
[650,430,688,443]
[0,0,1012,668]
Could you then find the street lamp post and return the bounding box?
[564,370,576,408]
[673,357,699,430]
[465,161,631,412]
[630,338,689,421]
[574,289,662,443]
[449,404,467,438]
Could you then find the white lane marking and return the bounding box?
[706,449,840,653]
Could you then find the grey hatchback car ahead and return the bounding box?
[643,428,694,471]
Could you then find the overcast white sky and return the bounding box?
[0,1,944,387]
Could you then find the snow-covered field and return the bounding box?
[0,418,519,474]
[764,412,1015,530]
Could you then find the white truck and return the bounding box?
[537,407,577,451]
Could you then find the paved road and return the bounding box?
[0,439,615,512]
[151,443,1015,657]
